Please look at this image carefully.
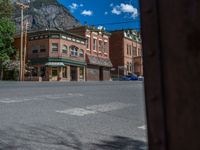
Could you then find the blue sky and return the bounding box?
[58,0,140,31]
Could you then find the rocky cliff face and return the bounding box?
[12,0,81,32]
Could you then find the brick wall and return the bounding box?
[103,67,111,80]
[86,65,100,81]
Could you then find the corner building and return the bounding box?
[109,29,143,77]
[27,30,86,81]
[69,26,112,81]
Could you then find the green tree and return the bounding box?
[0,0,16,80]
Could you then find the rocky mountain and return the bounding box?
[12,0,81,32]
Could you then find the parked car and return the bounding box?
[120,75,138,81]
[138,76,144,81]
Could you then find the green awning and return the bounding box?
[45,62,65,67]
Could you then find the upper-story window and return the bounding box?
[127,44,129,55]
[138,48,142,56]
[52,43,58,52]
[70,46,78,56]
[32,46,39,54]
[40,45,46,53]
[104,41,108,53]
[62,45,68,54]
[99,41,103,52]
[79,49,84,57]
[86,37,90,49]
[93,39,97,51]
[132,46,137,56]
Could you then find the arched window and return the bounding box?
[70,46,78,56]
[62,45,68,54]
[79,49,84,57]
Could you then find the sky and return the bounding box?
[57,0,140,31]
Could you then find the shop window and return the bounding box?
[52,43,58,52]
[80,67,84,80]
[62,45,68,54]
[31,67,38,76]
[70,46,78,56]
[39,66,45,77]
[127,62,129,72]
[52,68,58,76]
[130,63,132,72]
[79,49,84,57]
[63,67,67,78]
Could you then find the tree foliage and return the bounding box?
[0,0,13,18]
[0,0,16,79]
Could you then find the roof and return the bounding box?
[71,25,111,36]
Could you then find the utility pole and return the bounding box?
[23,22,29,81]
[16,1,29,81]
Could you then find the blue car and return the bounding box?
[120,75,138,81]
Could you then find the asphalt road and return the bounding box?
[0,81,147,150]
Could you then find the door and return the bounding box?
[70,66,77,81]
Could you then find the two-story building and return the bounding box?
[69,26,112,81]
[109,29,143,77]
[27,29,86,81]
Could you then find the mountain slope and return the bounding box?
[13,0,81,32]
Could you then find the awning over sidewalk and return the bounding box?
[86,55,113,67]
[45,62,65,67]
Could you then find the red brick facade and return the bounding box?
[69,26,112,81]
[24,30,86,81]
[109,29,143,77]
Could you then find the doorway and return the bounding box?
[70,66,77,81]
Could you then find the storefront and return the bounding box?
[86,55,112,81]
[28,58,86,81]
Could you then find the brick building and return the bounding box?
[22,30,86,81]
[69,26,112,81]
[109,29,143,77]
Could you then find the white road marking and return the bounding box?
[138,125,146,130]
[56,102,135,116]
[56,108,96,116]
[0,93,84,104]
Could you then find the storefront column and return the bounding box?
[67,65,70,81]
[83,66,86,81]
[46,67,52,81]
[77,66,80,81]
[58,67,63,81]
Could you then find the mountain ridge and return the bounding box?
[13,0,81,32]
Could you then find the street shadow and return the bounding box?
[0,124,147,150]
[90,136,146,150]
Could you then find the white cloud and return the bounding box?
[69,3,84,12]
[120,3,138,18]
[104,11,108,15]
[81,10,93,16]
[69,3,78,12]
[111,7,121,15]
[97,26,106,30]
[110,3,114,7]
[111,3,138,18]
